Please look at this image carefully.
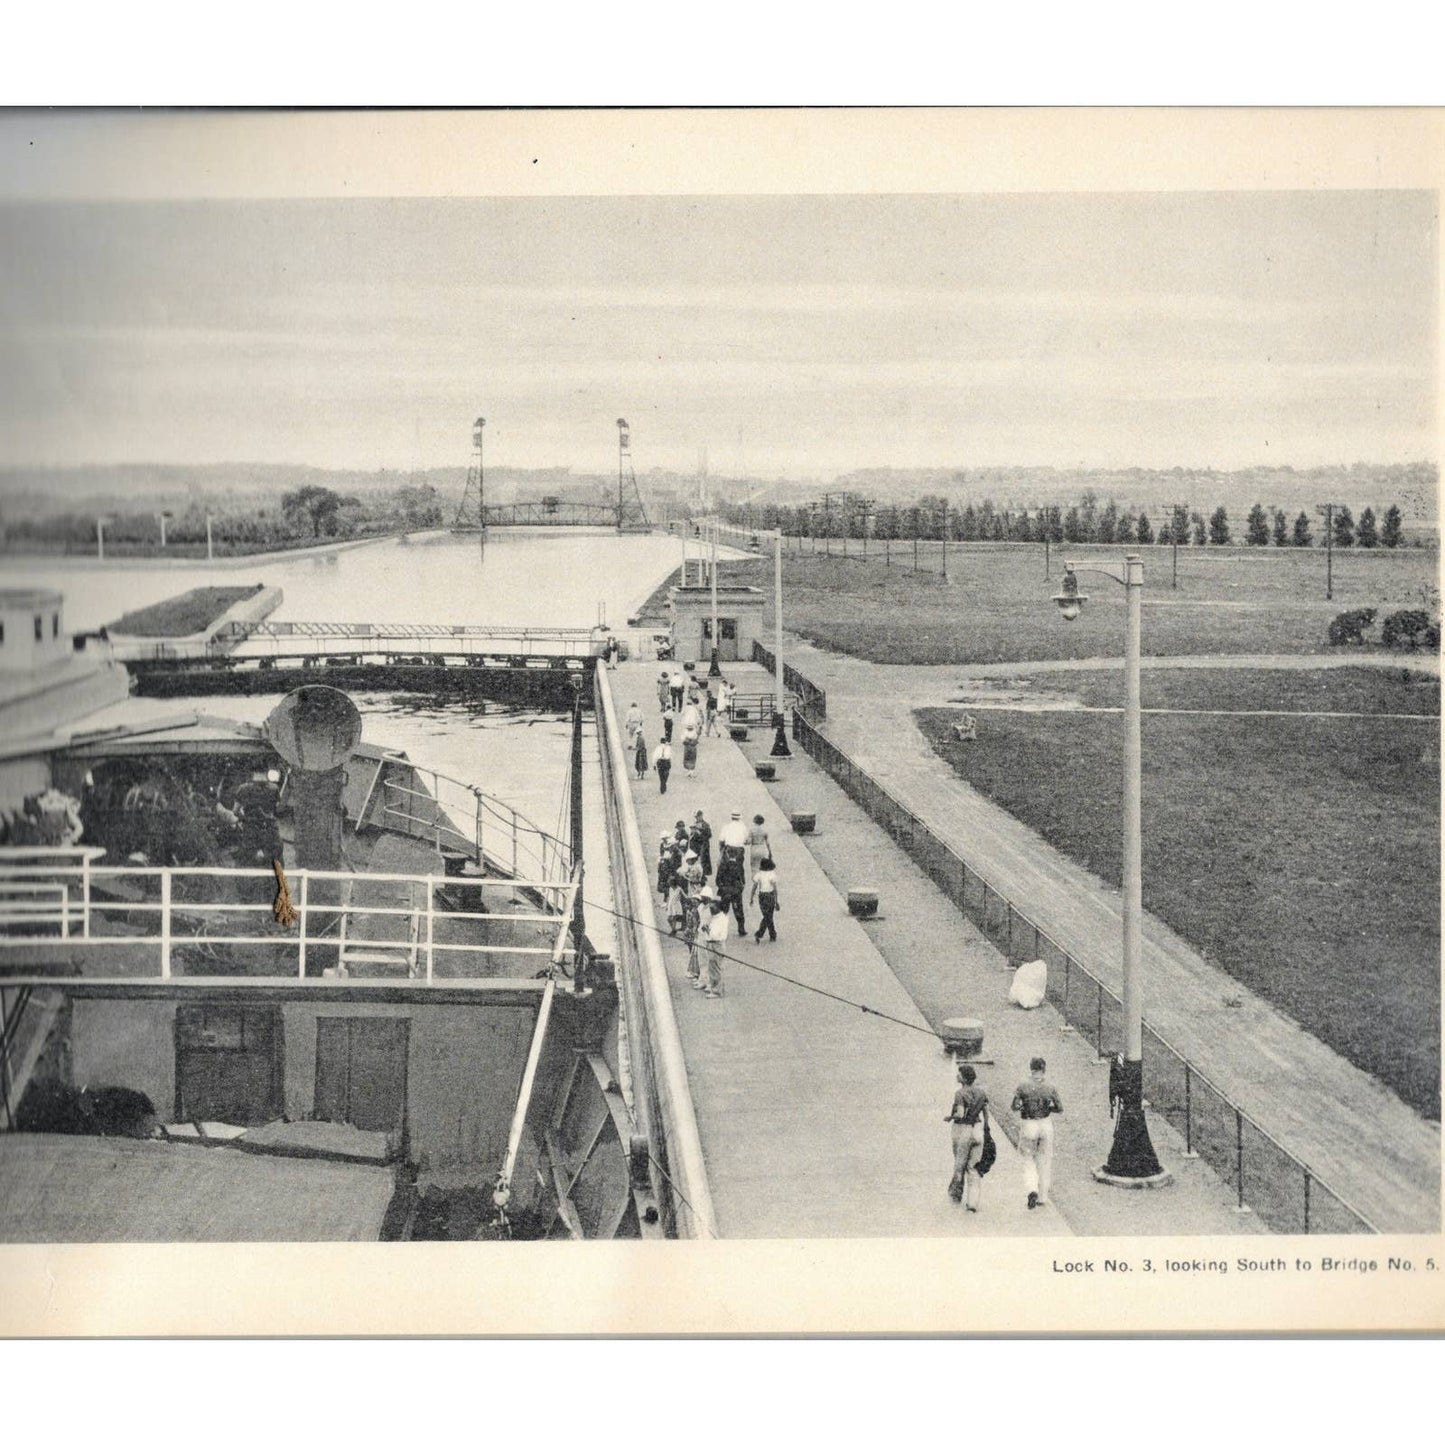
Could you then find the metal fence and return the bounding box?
[789,711,1378,1236]
[751,640,827,721]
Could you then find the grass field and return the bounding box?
[916,667,1441,1118]
[1031,666,1441,715]
[763,541,1438,665]
[110,585,263,637]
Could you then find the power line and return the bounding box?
[585,895,943,1043]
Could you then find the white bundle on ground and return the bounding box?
[1009,959,1047,1009]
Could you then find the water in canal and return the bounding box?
[6,529,692,953]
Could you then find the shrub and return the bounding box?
[1327,608,1377,646]
[1381,609,1432,651]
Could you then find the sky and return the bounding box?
[0,191,1436,477]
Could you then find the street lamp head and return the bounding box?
[1052,563,1087,621]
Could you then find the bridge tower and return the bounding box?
[452,416,486,531]
[615,418,650,531]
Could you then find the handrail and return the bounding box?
[496,977,556,1204]
[373,762,571,890]
[789,709,1379,1236]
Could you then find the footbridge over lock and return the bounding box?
[119,619,604,707]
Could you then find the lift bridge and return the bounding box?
[452,417,650,533]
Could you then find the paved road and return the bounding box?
[787,639,1440,1234]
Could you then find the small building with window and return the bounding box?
[0,588,68,673]
[667,579,766,665]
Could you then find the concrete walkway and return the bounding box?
[732,717,1267,1238]
[609,660,1069,1238]
[789,639,1440,1234]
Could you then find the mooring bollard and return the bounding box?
[754,761,776,781]
[789,811,816,834]
[940,1017,985,1058]
[847,887,878,918]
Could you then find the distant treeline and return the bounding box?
[717,494,1426,549]
[0,483,446,554]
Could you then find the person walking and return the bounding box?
[657,830,678,907]
[946,1063,990,1211]
[680,698,702,739]
[657,672,672,713]
[633,730,648,780]
[704,682,720,736]
[750,855,780,943]
[1010,1056,1063,1210]
[690,810,713,878]
[681,718,700,777]
[719,679,735,718]
[625,701,644,747]
[681,862,704,986]
[746,813,772,880]
[700,893,730,998]
[669,669,685,711]
[715,833,747,934]
[654,737,673,795]
[666,852,688,935]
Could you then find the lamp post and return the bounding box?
[205,512,214,562]
[1053,556,1170,1187]
[771,525,791,756]
[95,515,109,562]
[708,519,721,678]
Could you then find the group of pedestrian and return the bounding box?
[635,670,736,794]
[944,1055,1063,1216]
[652,805,781,1001]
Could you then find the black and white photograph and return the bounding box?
[0,108,1440,1337]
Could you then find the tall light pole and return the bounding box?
[95,515,109,562]
[157,511,172,548]
[474,417,487,536]
[708,518,721,677]
[1053,556,1170,1188]
[771,526,790,756]
[205,512,214,562]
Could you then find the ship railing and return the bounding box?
[0,854,577,984]
[374,763,572,889]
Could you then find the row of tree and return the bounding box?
[2,484,447,551]
[718,493,1415,549]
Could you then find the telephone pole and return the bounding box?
[1316,503,1338,600]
